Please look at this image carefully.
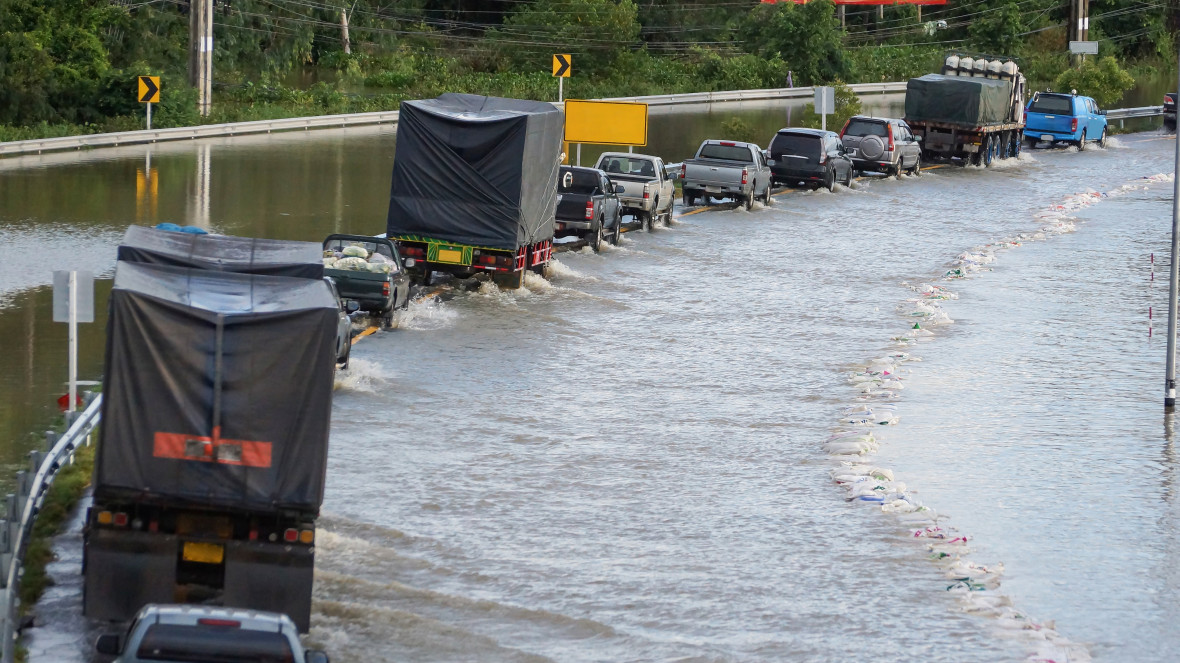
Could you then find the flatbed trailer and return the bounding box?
[394,234,553,289]
[909,120,1025,166]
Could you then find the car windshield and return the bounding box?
[770,133,821,158]
[558,168,599,194]
[697,144,751,161]
[1028,95,1072,114]
[599,157,657,178]
[136,624,294,663]
[843,119,889,138]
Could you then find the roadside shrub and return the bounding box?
[1054,56,1135,108]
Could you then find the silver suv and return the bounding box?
[96,604,328,663]
[839,116,922,177]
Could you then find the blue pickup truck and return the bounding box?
[1023,91,1108,150]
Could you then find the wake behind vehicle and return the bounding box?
[95,604,328,663]
[555,166,623,251]
[1023,91,1108,150]
[594,152,675,230]
[387,93,564,289]
[906,53,1027,166]
[322,234,411,326]
[769,128,855,190]
[681,140,772,209]
[839,116,922,177]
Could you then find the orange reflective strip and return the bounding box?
[153,432,273,468]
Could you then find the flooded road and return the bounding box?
[1,100,1177,661]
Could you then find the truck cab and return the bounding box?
[1023,91,1108,150]
[594,152,676,230]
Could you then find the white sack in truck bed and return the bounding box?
[385,93,563,250]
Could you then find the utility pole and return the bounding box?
[341,8,351,55]
[189,0,212,116]
[1166,42,1180,410]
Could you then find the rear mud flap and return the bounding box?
[84,528,178,623]
[222,540,314,632]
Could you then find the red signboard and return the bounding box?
[762,0,947,4]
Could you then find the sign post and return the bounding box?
[138,76,161,129]
[52,271,95,414]
[1069,40,1098,63]
[815,86,835,132]
[552,54,571,103]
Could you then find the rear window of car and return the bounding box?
[599,157,657,177]
[770,133,821,158]
[137,624,294,663]
[1028,95,1073,114]
[558,168,599,194]
[324,238,394,260]
[697,144,752,161]
[843,119,889,138]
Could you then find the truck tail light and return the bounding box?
[839,119,850,138]
[113,512,129,527]
[584,201,594,219]
[381,282,390,297]
[299,529,315,544]
[97,511,113,525]
[283,528,299,543]
[642,191,650,200]
[680,164,686,179]
[741,168,748,185]
[1071,118,1078,132]
[887,124,895,151]
[400,245,425,258]
[198,619,241,628]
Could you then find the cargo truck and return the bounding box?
[905,53,1027,167]
[85,235,339,633]
[386,93,564,289]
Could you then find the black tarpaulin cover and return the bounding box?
[118,225,325,280]
[905,74,1013,127]
[386,93,563,250]
[96,261,338,514]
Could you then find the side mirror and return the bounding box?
[96,634,122,656]
[614,185,624,194]
[306,651,331,663]
[766,159,776,166]
[403,258,416,269]
[345,300,360,314]
[914,135,923,142]
[1098,109,1107,116]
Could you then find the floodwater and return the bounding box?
[0,97,1177,662]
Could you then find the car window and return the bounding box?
[771,133,821,158]
[325,239,394,261]
[558,167,598,194]
[600,175,612,193]
[1028,95,1072,114]
[844,119,888,138]
[599,156,656,177]
[697,144,753,162]
[136,624,295,663]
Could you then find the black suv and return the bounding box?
[767,128,855,192]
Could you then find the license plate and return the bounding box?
[437,249,463,264]
[182,541,224,564]
[1040,134,1054,142]
[706,186,721,193]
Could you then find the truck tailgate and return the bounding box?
[1024,112,1074,135]
[325,267,387,300]
[684,160,744,187]
[556,194,592,221]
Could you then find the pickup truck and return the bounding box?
[1023,91,1108,150]
[680,140,773,210]
[323,234,411,326]
[556,166,624,251]
[594,152,675,231]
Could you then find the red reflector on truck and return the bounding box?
[197,619,241,628]
[153,430,272,468]
[283,529,299,543]
[113,513,129,527]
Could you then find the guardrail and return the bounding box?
[1106,105,1164,128]
[601,81,907,106]
[0,393,101,663]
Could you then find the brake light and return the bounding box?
[400,246,425,258]
[839,119,850,138]
[113,512,129,527]
[741,168,748,185]
[680,163,686,179]
[1071,118,1078,132]
[887,124,895,151]
[198,619,241,628]
[819,152,826,165]
[720,141,736,146]
[584,201,594,219]
[381,282,390,296]
[283,528,299,543]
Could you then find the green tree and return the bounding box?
[492,0,640,76]
[968,1,1025,54]
[736,1,848,86]
[1054,56,1135,108]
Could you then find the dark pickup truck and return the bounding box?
[323,234,411,326]
[555,166,623,251]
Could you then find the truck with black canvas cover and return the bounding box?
[118,224,325,279]
[84,260,339,633]
[386,93,564,289]
[904,53,1027,166]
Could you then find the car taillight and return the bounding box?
[198,619,241,628]
[741,168,748,185]
[400,246,425,258]
[113,512,129,527]
[584,201,594,219]
[642,191,650,199]
[720,141,736,146]
[818,152,826,165]
[1071,118,1078,132]
[381,282,390,296]
[887,124,895,151]
[283,528,299,543]
[839,119,850,138]
[680,164,686,179]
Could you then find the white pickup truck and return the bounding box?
[594,152,675,231]
[680,140,773,210]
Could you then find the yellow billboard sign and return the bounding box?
[564,100,648,147]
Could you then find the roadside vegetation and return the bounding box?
[0,0,1170,140]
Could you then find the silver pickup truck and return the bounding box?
[680,140,773,210]
[594,152,676,231]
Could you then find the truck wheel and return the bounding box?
[682,190,695,206]
[1098,127,1108,148]
[339,340,351,371]
[842,167,853,187]
[743,192,753,210]
[1077,130,1087,151]
[643,211,654,232]
[610,220,621,245]
[824,169,835,192]
[591,223,603,253]
[761,184,772,205]
[910,154,922,176]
